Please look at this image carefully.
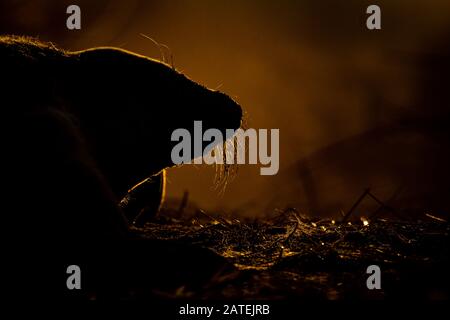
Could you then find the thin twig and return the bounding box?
[342,188,370,222]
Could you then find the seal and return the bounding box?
[1,35,242,299]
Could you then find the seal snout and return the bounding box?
[212,91,243,131]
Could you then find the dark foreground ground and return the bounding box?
[136,204,449,301]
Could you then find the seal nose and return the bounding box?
[230,98,243,129]
[215,91,242,130]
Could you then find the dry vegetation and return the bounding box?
[136,202,450,300]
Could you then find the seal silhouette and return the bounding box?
[1,35,242,299]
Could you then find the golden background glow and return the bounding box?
[2,0,450,216]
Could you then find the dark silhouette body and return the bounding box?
[1,36,242,299]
